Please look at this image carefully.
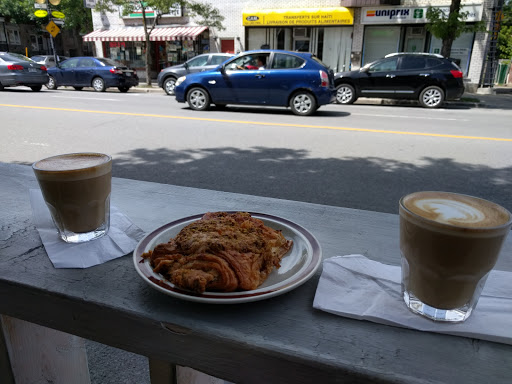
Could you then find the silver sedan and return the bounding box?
[0,52,49,91]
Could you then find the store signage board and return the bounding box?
[119,4,182,18]
[83,0,96,8]
[361,4,483,24]
[52,11,65,19]
[34,10,48,18]
[243,7,354,26]
[34,3,48,9]
[46,20,60,37]
[0,17,4,22]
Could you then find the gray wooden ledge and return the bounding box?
[0,162,511,384]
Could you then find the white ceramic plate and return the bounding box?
[133,212,322,304]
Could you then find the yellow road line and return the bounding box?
[1,103,511,142]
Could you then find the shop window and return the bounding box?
[271,53,305,69]
[368,57,398,72]
[7,29,21,45]
[30,35,38,51]
[0,28,6,43]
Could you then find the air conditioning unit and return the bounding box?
[293,28,309,38]
[409,27,425,37]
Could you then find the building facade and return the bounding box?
[87,0,496,90]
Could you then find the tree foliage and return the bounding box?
[94,0,224,85]
[0,0,92,33]
[426,1,486,58]
[498,0,512,60]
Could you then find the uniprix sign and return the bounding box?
[361,5,483,24]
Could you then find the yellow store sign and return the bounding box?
[243,7,354,26]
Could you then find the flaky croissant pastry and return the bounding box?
[142,212,293,293]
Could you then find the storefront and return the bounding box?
[360,4,483,75]
[242,7,354,72]
[83,25,208,77]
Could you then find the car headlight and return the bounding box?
[175,76,186,87]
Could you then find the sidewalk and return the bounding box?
[131,83,512,109]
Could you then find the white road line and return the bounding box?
[351,113,466,121]
[50,96,120,101]
[23,141,49,147]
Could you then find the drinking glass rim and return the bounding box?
[32,152,112,172]
[399,191,512,231]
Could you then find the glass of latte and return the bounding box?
[32,153,112,243]
[399,191,511,322]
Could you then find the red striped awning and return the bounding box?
[83,26,207,42]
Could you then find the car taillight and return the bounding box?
[450,70,463,78]
[7,65,24,70]
[110,67,122,74]
[320,70,329,87]
[40,65,47,72]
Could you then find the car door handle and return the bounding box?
[255,74,265,79]
[419,73,430,77]
[386,74,396,78]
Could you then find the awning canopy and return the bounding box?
[83,26,207,42]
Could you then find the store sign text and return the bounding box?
[361,5,483,24]
[242,7,354,26]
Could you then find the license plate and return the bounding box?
[28,68,37,73]
[125,72,131,77]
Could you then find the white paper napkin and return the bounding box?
[313,254,512,345]
[30,189,145,268]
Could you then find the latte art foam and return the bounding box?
[402,191,511,229]
[413,198,485,225]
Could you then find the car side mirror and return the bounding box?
[360,67,368,73]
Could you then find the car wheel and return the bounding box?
[419,86,444,108]
[336,83,357,104]
[46,76,57,90]
[163,77,177,95]
[290,91,317,116]
[74,87,83,91]
[92,77,106,92]
[118,86,130,93]
[187,87,210,111]
[30,85,42,92]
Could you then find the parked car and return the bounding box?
[174,50,336,116]
[0,52,48,91]
[46,57,139,92]
[334,53,465,108]
[157,53,233,95]
[31,55,69,68]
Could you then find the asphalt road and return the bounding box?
[1,87,512,384]
[1,87,511,214]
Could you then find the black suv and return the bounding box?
[157,53,233,95]
[334,53,464,108]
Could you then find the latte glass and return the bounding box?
[399,191,511,322]
[33,153,112,243]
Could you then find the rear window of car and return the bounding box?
[0,53,34,62]
[425,58,445,68]
[311,56,329,68]
[210,55,231,65]
[31,56,45,62]
[97,58,121,67]
[400,56,426,70]
[271,53,305,69]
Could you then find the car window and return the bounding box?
[97,58,121,67]
[48,58,55,63]
[270,53,305,69]
[31,56,44,62]
[400,56,426,70]
[311,56,329,69]
[1,53,34,62]
[426,58,444,68]
[368,58,398,73]
[210,55,230,66]
[79,58,96,67]
[60,58,79,69]
[187,55,209,67]
[226,54,269,70]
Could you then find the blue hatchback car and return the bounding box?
[47,57,139,92]
[174,50,336,116]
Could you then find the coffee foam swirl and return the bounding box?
[413,199,485,225]
[402,192,511,229]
